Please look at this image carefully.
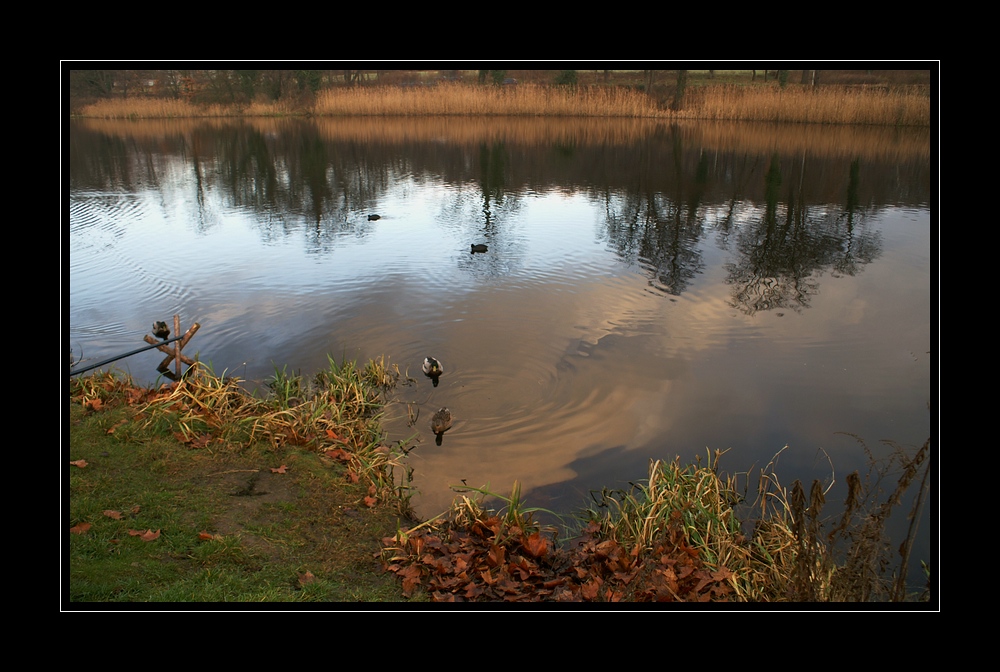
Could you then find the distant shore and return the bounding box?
[73,82,931,127]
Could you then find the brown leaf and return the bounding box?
[69,459,88,468]
[346,470,360,483]
[198,531,222,541]
[581,578,601,600]
[398,565,422,597]
[271,465,288,474]
[103,510,123,520]
[364,495,377,507]
[69,522,91,534]
[84,398,104,412]
[139,529,161,541]
[521,531,548,558]
[324,447,350,461]
[107,419,127,434]
[298,570,316,586]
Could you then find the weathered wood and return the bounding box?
[144,316,201,375]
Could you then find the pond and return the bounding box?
[67,116,933,591]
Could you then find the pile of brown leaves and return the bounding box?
[382,511,734,602]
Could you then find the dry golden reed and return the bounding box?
[77,83,930,127]
[313,82,660,117]
[686,84,930,126]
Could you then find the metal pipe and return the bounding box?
[69,335,187,376]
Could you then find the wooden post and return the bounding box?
[143,315,201,377]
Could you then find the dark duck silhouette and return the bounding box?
[470,244,488,254]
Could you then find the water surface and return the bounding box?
[67,116,933,590]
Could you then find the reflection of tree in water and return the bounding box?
[455,141,525,280]
[602,190,706,296]
[725,155,882,315]
[602,159,708,298]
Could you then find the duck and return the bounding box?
[431,407,453,435]
[422,356,443,383]
[153,321,170,340]
[470,244,488,253]
[368,214,381,221]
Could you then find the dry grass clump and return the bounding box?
[586,451,797,602]
[687,84,930,126]
[314,83,662,118]
[75,356,410,494]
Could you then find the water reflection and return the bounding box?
[68,116,932,588]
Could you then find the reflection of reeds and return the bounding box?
[72,113,930,165]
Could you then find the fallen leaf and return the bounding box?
[271,465,288,474]
[324,447,350,461]
[140,529,160,542]
[70,460,88,468]
[103,510,123,520]
[521,531,548,558]
[107,419,127,434]
[364,495,377,507]
[131,505,141,514]
[70,522,91,534]
[298,570,316,586]
[198,531,222,541]
[84,398,104,412]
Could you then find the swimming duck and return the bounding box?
[470,244,488,253]
[153,321,170,340]
[431,407,453,435]
[422,357,443,386]
[368,214,381,221]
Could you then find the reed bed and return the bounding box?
[80,97,232,119]
[77,83,930,127]
[686,84,930,126]
[313,82,661,117]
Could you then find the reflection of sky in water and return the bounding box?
[69,169,932,588]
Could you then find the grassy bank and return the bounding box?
[75,82,930,126]
[67,363,932,604]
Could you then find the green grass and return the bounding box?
[67,366,420,604]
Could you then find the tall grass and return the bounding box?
[686,84,930,126]
[313,83,660,117]
[76,83,930,126]
[586,451,797,602]
[78,97,296,119]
